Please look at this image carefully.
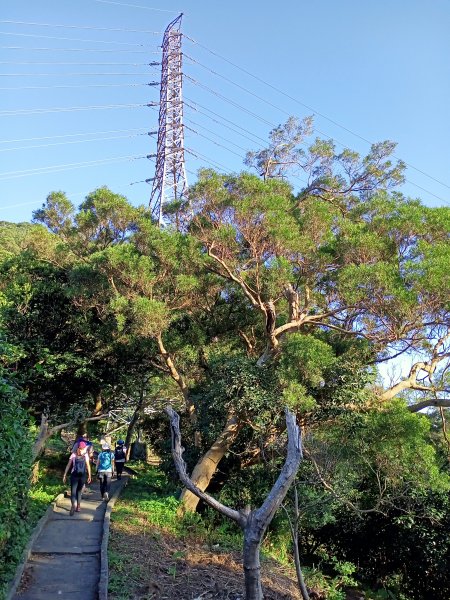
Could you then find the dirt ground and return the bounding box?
[108,516,304,600]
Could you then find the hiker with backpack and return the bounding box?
[63,441,92,516]
[114,440,127,480]
[96,443,115,501]
[72,434,94,461]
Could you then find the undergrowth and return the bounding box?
[110,463,354,599]
[0,448,66,600]
[111,463,408,600]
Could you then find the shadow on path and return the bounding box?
[12,476,127,600]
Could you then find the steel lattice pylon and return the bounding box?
[149,13,188,226]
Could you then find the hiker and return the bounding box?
[114,440,127,479]
[72,434,94,461]
[63,441,92,516]
[72,434,95,495]
[96,443,115,501]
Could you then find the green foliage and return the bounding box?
[279,333,336,388]
[0,370,32,594]
[0,222,37,262]
[310,490,450,600]
[194,353,281,444]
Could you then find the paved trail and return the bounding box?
[13,477,125,600]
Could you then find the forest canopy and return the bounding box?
[1,119,449,599]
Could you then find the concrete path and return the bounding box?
[12,477,126,600]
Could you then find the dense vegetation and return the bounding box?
[1,118,449,598]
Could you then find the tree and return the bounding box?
[167,406,303,600]
[175,126,449,509]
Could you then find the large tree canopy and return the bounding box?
[2,120,449,598]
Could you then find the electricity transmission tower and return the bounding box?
[149,13,188,226]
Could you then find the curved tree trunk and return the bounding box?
[167,406,303,600]
[179,414,241,513]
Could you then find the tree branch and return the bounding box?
[408,398,450,412]
[165,406,244,525]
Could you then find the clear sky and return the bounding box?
[1,0,449,224]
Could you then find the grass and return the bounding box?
[108,464,386,599]
[108,462,305,600]
[28,459,65,523]
[0,449,66,600]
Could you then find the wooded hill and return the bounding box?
[1,118,449,599]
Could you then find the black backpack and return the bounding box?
[73,456,87,476]
[115,446,125,461]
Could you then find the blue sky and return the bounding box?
[1,0,449,224]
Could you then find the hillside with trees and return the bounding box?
[1,119,449,599]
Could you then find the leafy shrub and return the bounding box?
[0,370,32,595]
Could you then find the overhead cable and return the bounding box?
[0,128,147,144]
[0,20,163,34]
[184,53,337,144]
[0,45,149,53]
[0,132,148,153]
[184,98,269,146]
[185,147,232,174]
[184,35,450,194]
[0,83,150,90]
[0,103,149,116]
[93,0,180,13]
[0,60,157,65]
[184,75,273,127]
[185,125,247,158]
[0,31,149,46]
[184,117,254,152]
[0,154,146,180]
[0,72,151,76]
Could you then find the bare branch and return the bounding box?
[408,398,450,412]
[165,406,244,525]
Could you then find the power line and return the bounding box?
[184,75,273,127]
[0,72,151,77]
[93,0,180,12]
[0,60,157,65]
[184,117,252,153]
[183,57,449,205]
[0,45,149,53]
[0,20,163,34]
[185,147,231,174]
[0,83,150,90]
[184,53,293,120]
[0,103,150,116]
[0,154,146,181]
[184,125,247,158]
[184,98,271,146]
[0,128,148,144]
[184,53,339,147]
[0,31,149,46]
[0,132,148,153]
[184,35,450,196]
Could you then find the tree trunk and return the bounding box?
[125,409,140,452]
[293,534,310,600]
[291,486,310,600]
[179,414,241,513]
[125,388,146,451]
[166,406,303,600]
[243,517,264,600]
[32,414,50,461]
[92,391,103,415]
